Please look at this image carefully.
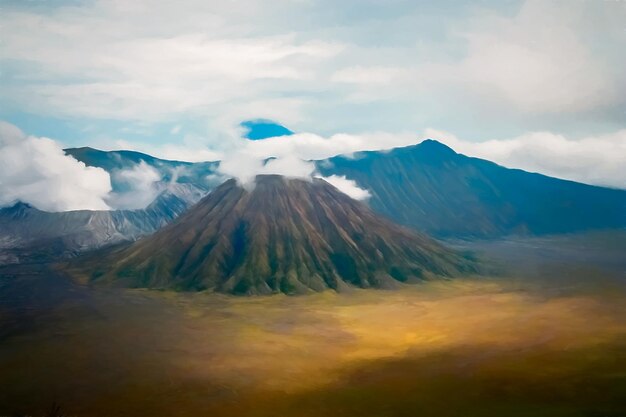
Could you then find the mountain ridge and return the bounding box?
[0,183,204,264]
[317,140,626,237]
[3,138,624,265]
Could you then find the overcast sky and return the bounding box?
[1,0,625,199]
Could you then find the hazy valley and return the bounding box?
[1,231,625,416]
[1,121,626,415]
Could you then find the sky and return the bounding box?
[0,0,625,210]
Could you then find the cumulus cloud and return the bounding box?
[2,115,624,214]
[105,161,162,210]
[218,146,316,186]
[216,135,375,200]
[215,130,420,189]
[223,131,418,163]
[317,175,371,200]
[0,121,195,212]
[0,122,113,211]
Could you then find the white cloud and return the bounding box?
[331,66,409,85]
[1,116,624,216]
[0,122,113,211]
[109,139,223,163]
[260,156,316,180]
[426,128,626,189]
[317,175,371,200]
[0,121,207,212]
[2,0,623,137]
[0,3,343,122]
[225,131,418,162]
[326,1,624,121]
[0,0,624,196]
[453,0,615,114]
[215,131,419,187]
[105,161,162,210]
[216,124,626,191]
[218,146,316,186]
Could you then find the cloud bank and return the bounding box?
[216,130,418,183]
[215,125,626,191]
[1,119,623,213]
[0,122,113,211]
[215,134,374,199]
[0,122,181,212]
[1,0,623,140]
[1,1,622,206]
[428,129,626,189]
[215,131,421,196]
[105,161,163,210]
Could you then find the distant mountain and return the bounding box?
[318,140,626,238]
[0,184,204,264]
[63,139,626,240]
[4,138,624,265]
[70,175,479,295]
[0,147,222,264]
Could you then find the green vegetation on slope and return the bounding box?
[70,175,479,294]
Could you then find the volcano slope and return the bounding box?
[71,175,479,295]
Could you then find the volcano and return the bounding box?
[74,175,479,295]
